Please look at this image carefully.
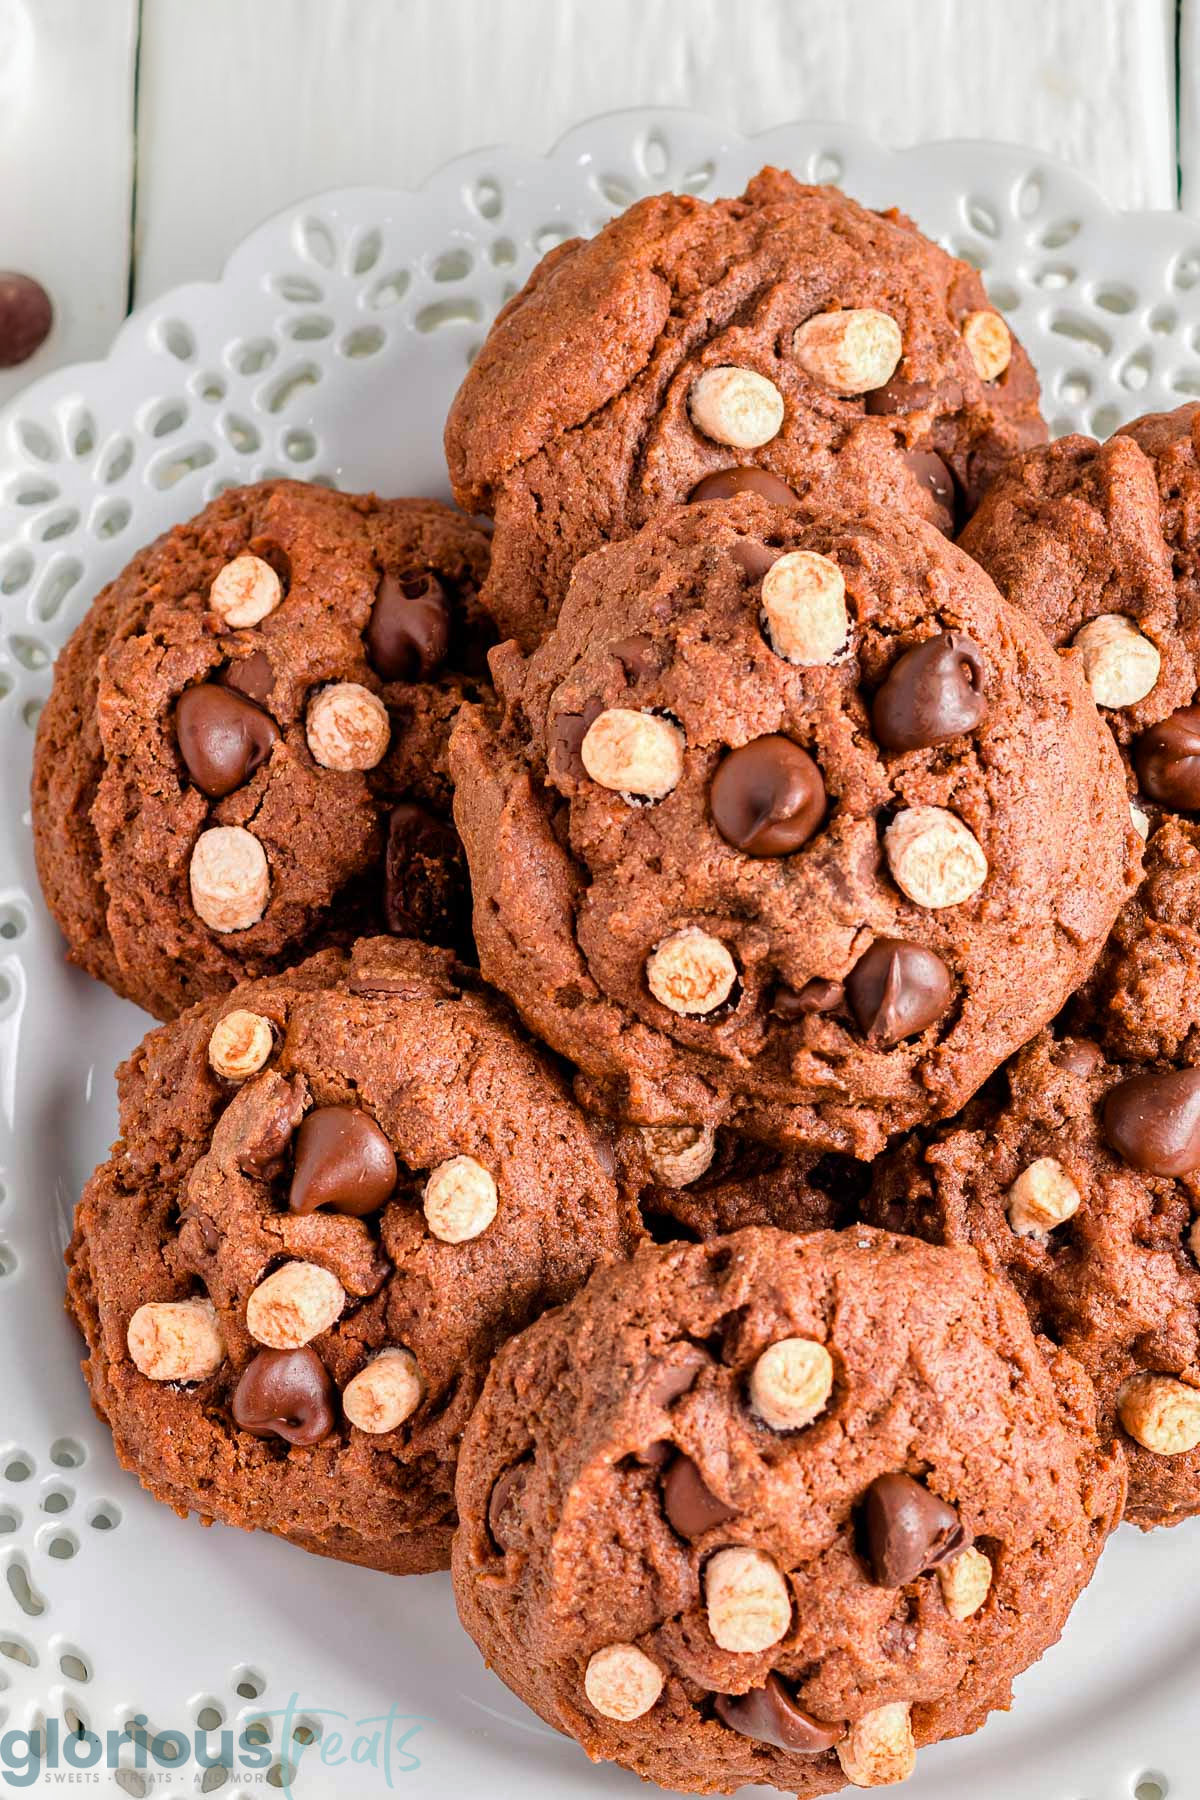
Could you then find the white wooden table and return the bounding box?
[1,0,1197,411]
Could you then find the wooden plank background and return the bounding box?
[0,0,1193,409]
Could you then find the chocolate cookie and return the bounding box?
[961,403,1200,754]
[453,1226,1122,1795]
[445,166,1045,649]
[1071,813,1200,1064]
[33,480,493,1019]
[450,495,1138,1155]
[867,1028,1200,1529]
[66,937,641,1573]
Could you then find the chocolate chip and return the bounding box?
[289,1105,398,1216]
[861,1472,965,1586]
[872,632,988,751]
[550,699,604,781]
[487,1460,530,1551]
[772,977,844,1020]
[238,1079,307,1179]
[710,736,825,855]
[384,803,465,941]
[1102,1068,1200,1176]
[178,1207,220,1254]
[1134,707,1200,810]
[661,1455,738,1537]
[634,1440,675,1469]
[689,467,800,506]
[865,373,964,416]
[846,940,952,1046]
[902,448,958,534]
[731,540,781,581]
[1055,1038,1104,1078]
[609,633,660,683]
[645,1349,709,1408]
[367,571,451,682]
[176,683,280,798]
[0,273,52,368]
[232,1346,336,1445]
[713,1675,842,1753]
[633,1353,708,1458]
[221,649,275,707]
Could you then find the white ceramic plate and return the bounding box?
[1,109,1197,1800]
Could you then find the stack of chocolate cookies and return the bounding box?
[36,167,1200,1794]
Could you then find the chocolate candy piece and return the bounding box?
[1102,1068,1200,1176]
[232,1346,336,1445]
[384,802,465,939]
[221,649,275,707]
[1134,707,1200,810]
[0,272,52,368]
[690,467,800,506]
[846,940,952,1046]
[661,1454,738,1537]
[176,683,280,798]
[903,448,957,534]
[872,632,987,751]
[772,977,844,1020]
[861,1472,965,1586]
[710,736,825,856]
[289,1105,398,1216]
[714,1675,842,1753]
[367,571,451,682]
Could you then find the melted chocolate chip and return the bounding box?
[367,571,451,682]
[865,373,964,417]
[846,940,953,1046]
[232,1346,336,1446]
[713,1675,842,1754]
[289,1106,398,1216]
[861,1472,966,1586]
[661,1455,738,1537]
[634,1440,675,1469]
[487,1460,530,1551]
[646,1349,709,1408]
[384,803,465,940]
[711,736,825,856]
[220,649,275,707]
[238,1080,307,1180]
[1055,1038,1104,1079]
[550,699,604,781]
[0,273,53,368]
[689,467,800,507]
[609,633,660,683]
[731,540,780,581]
[1102,1068,1200,1176]
[772,977,845,1020]
[178,1207,220,1254]
[872,633,988,751]
[1134,707,1200,810]
[902,448,958,534]
[176,683,280,798]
